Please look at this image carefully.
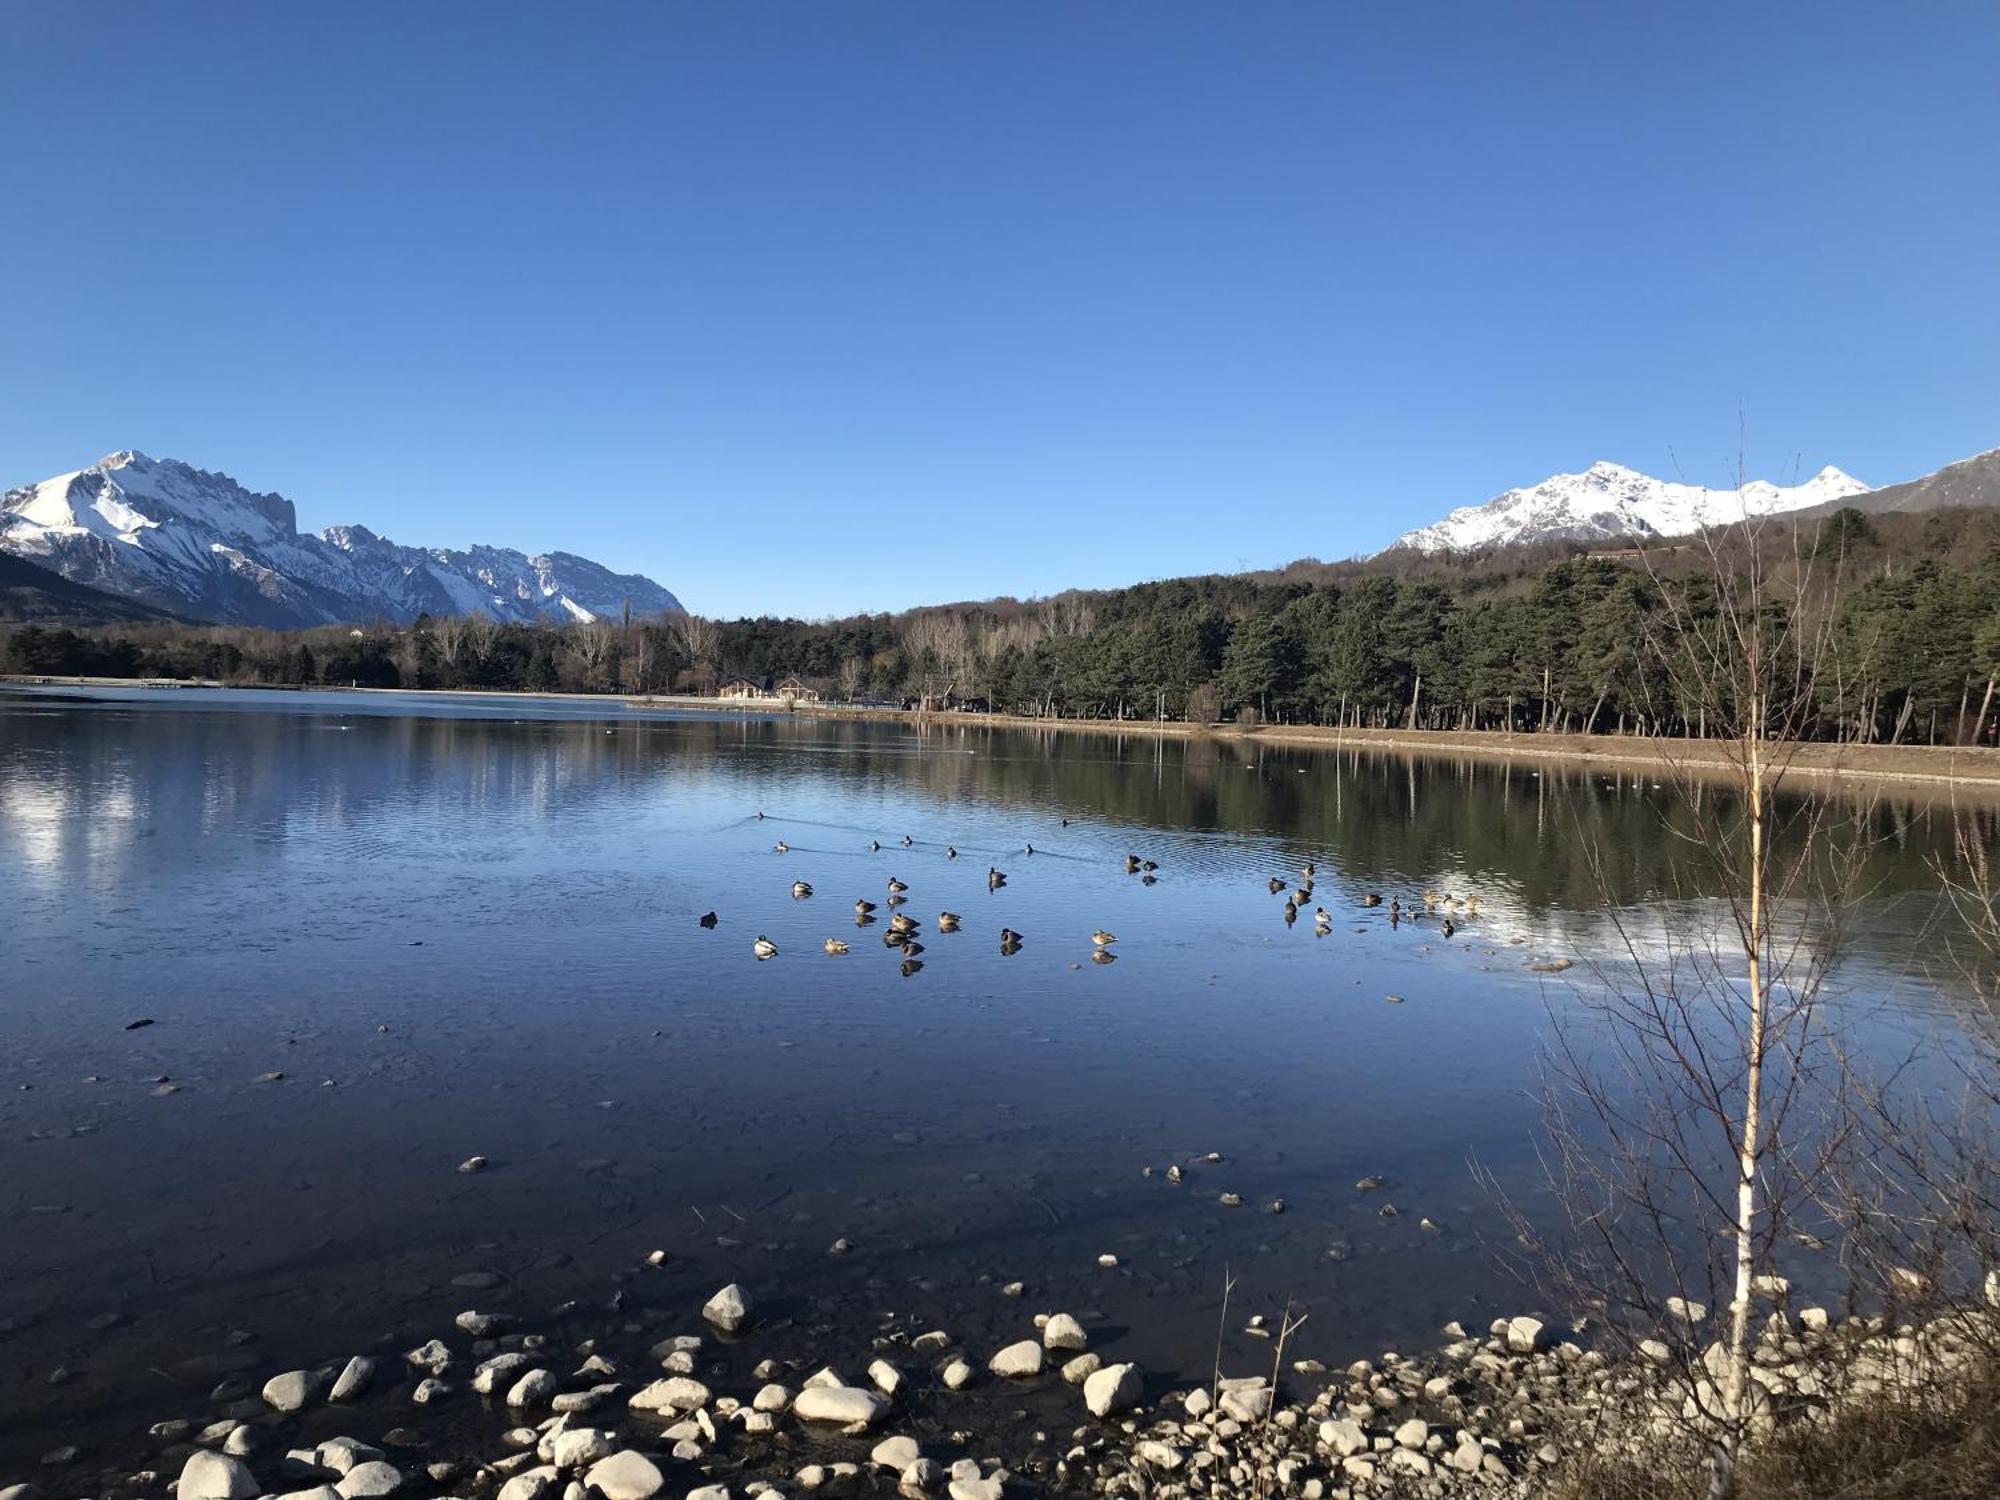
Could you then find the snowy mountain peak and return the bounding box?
[2,452,682,629]
[1384,460,1872,556]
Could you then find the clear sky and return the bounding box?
[2,3,1994,618]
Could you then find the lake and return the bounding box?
[1,686,1990,1470]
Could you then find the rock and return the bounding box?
[1666,1297,1708,1325]
[948,1481,1001,1500]
[335,1462,403,1499]
[549,1431,616,1471]
[411,1378,449,1405]
[898,1459,941,1498]
[686,1488,729,1500]
[1389,1449,1432,1477]
[1799,1306,1830,1333]
[1061,1352,1102,1385]
[1394,1418,1428,1450]
[314,1440,385,1477]
[329,1357,376,1403]
[628,1377,711,1413]
[803,1367,847,1389]
[458,1156,488,1174]
[474,1354,535,1394]
[278,1489,341,1500]
[1639,1339,1672,1364]
[941,1359,974,1390]
[404,1340,452,1373]
[1134,1441,1184,1471]
[987,1341,1043,1379]
[1082,1361,1141,1418]
[262,1369,328,1413]
[1319,1418,1367,1457]
[753,1383,792,1413]
[795,1468,826,1490]
[456,1311,514,1338]
[223,1426,260,1457]
[583,1453,663,1500]
[870,1437,920,1472]
[1449,1441,1485,1474]
[701,1284,752,1333]
[496,1467,558,1500]
[867,1359,904,1397]
[1183,1388,1212,1418]
[1217,1378,1271,1422]
[507,1370,557,1408]
[792,1386,889,1426]
[1504,1316,1545,1353]
[177,1451,259,1500]
[1042,1313,1087,1351]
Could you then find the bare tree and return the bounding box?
[672,613,719,691]
[1496,483,1881,1499]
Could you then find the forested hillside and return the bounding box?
[6,506,1998,746]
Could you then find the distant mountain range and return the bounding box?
[0,451,681,630]
[1381,446,2000,556]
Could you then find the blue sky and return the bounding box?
[2,3,1994,618]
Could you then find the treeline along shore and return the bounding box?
[5,504,1997,747]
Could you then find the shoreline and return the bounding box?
[10,1250,1973,1500]
[11,675,1999,795]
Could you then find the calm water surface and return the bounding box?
[0,687,1988,1466]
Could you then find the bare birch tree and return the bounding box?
[1497,481,1881,1499]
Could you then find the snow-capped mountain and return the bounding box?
[1383,461,1871,555]
[0,451,681,629]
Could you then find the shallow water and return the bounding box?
[0,686,1989,1468]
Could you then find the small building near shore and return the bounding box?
[776,675,820,703]
[716,676,762,700]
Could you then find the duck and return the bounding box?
[773,841,790,854]
[1314,907,1333,925]
[938,911,962,933]
[889,911,919,935]
[1465,896,1483,917]
[1092,929,1117,947]
[900,939,926,957]
[1024,843,1036,855]
[756,810,766,821]
[900,834,914,848]
[823,938,850,955]
[698,911,718,929]
[1303,861,1316,881]
[999,927,1024,950]
[855,898,877,916]
[1441,917,1457,938]
[1125,854,1142,874]
[1293,886,1313,906]
[869,839,881,852]
[1061,817,1071,827]
[1267,877,1285,894]
[885,930,912,948]
[1363,893,1382,907]
[753,935,778,959]
[1141,859,1158,872]
[1283,902,1298,925]
[987,868,1007,890]
[899,958,924,977]
[1090,949,1116,965]
[887,877,908,894]
[946,846,959,860]
[791,881,813,899]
